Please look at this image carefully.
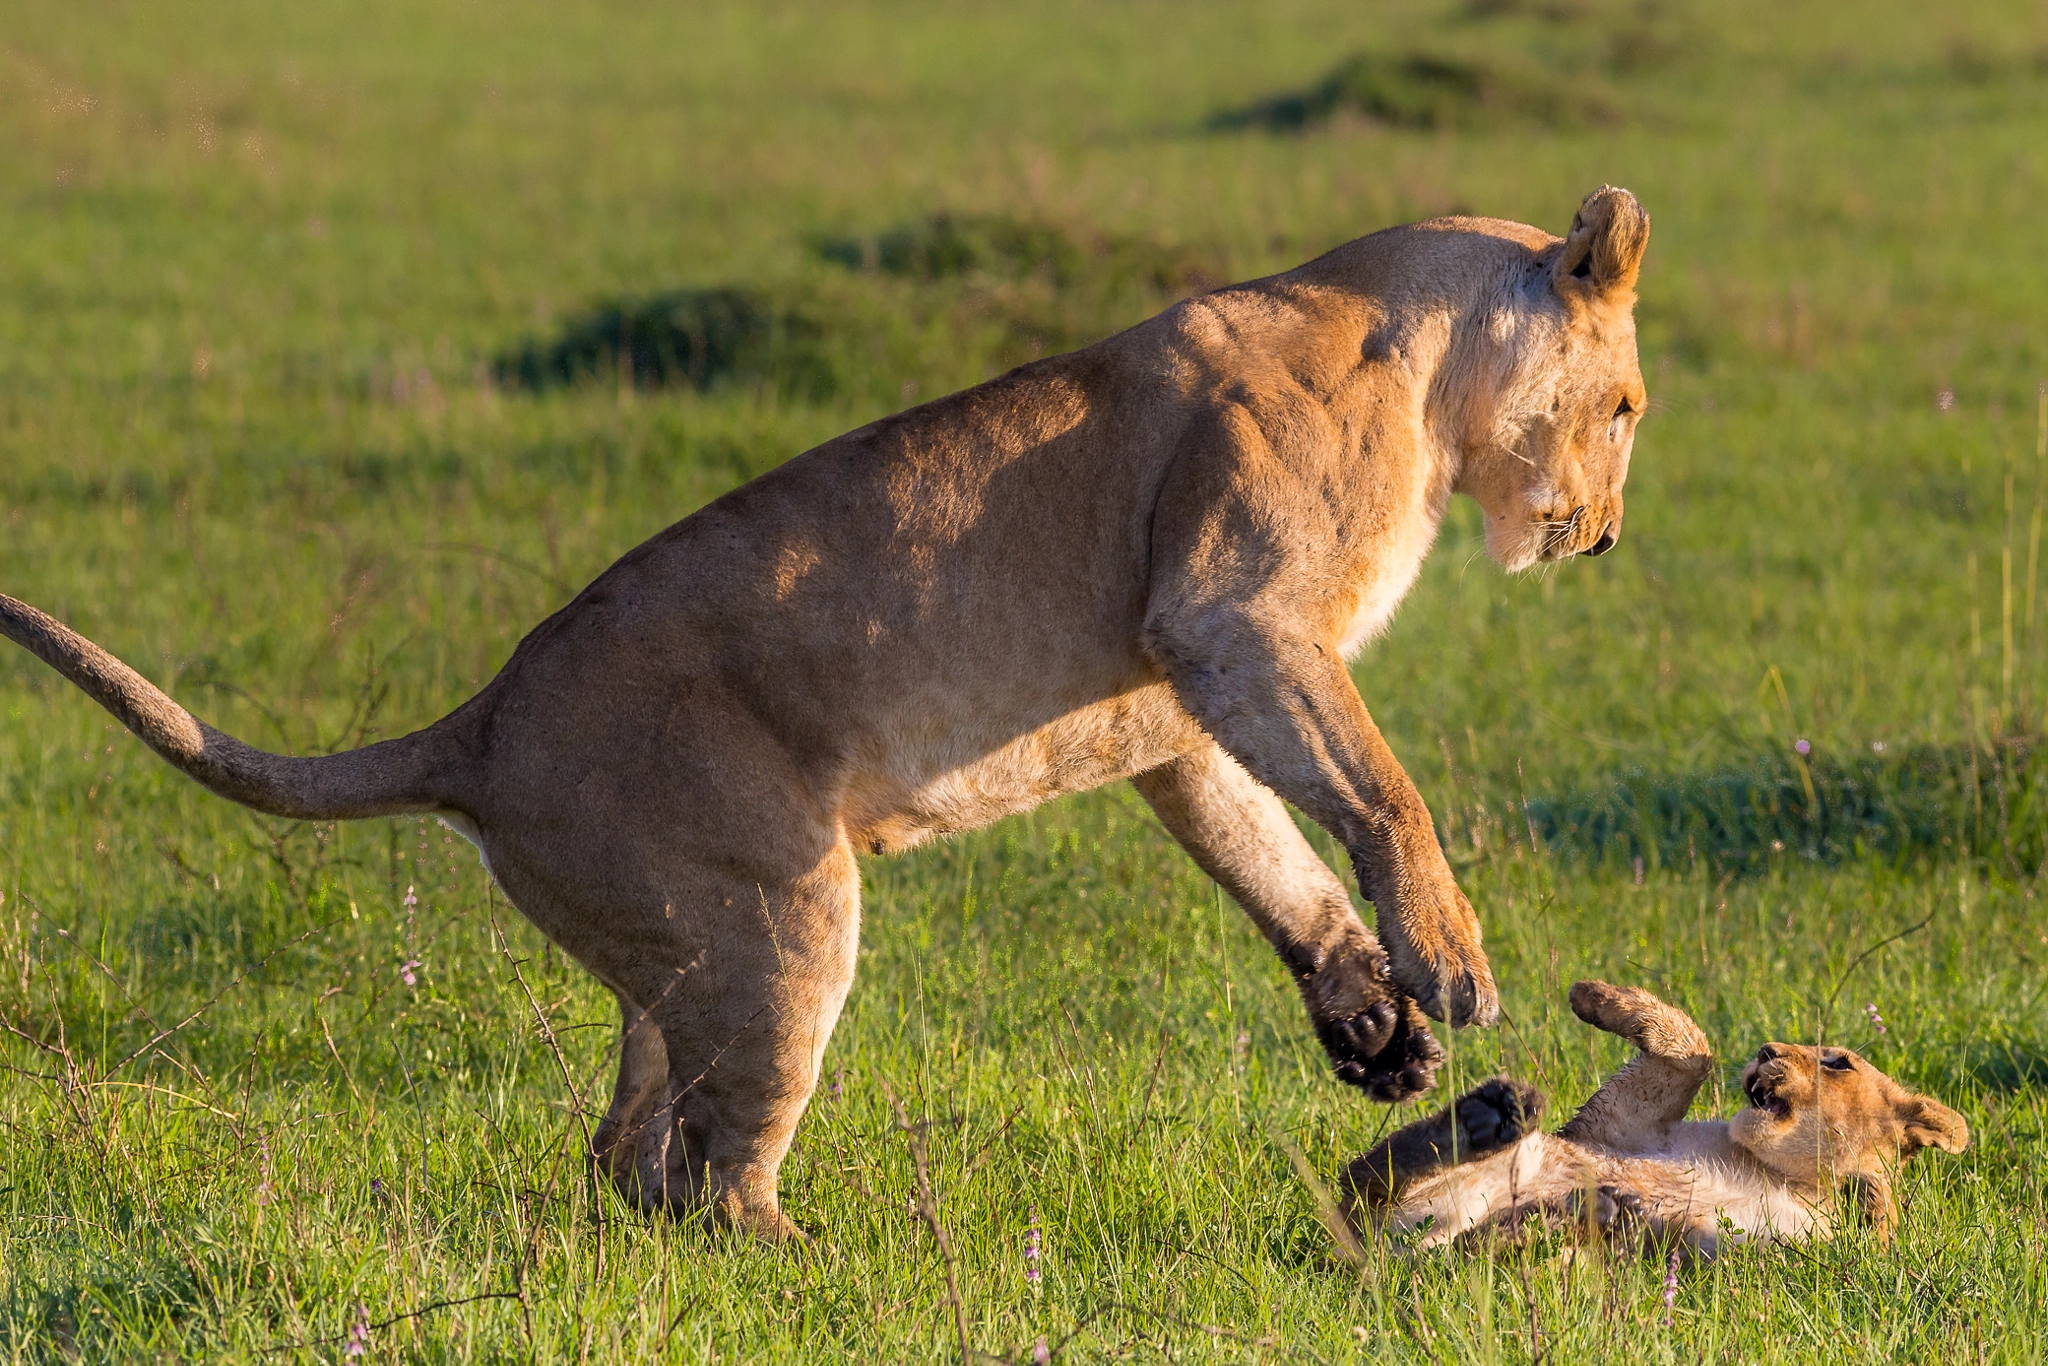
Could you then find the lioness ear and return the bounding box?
[1894,1094,1969,1156]
[1553,185,1650,298]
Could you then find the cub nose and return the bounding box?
[1584,518,1620,556]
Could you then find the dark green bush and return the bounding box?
[495,287,835,398]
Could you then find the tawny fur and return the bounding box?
[2,188,1652,1240]
[1343,981,1969,1258]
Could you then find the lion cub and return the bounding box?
[1341,981,1967,1257]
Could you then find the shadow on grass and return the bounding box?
[493,288,837,400]
[1515,741,2047,876]
[1965,1041,2048,1095]
[813,212,1218,295]
[1209,49,1616,134]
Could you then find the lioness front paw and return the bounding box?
[1378,881,1499,1030]
[1453,1077,1544,1154]
[1298,931,1444,1103]
[1327,995,1444,1104]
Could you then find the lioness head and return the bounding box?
[1731,1041,1967,1235]
[1455,185,1651,571]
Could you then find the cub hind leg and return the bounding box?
[1342,1077,1544,1214]
[1558,980,1713,1149]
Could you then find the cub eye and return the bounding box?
[1822,1053,1854,1072]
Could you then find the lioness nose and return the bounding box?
[1585,518,1620,556]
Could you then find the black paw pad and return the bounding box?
[1455,1077,1544,1152]
[1328,1000,1444,1104]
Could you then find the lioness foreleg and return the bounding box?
[1142,600,1497,1029]
[1134,742,1440,1102]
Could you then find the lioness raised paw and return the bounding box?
[1326,995,1445,1103]
[1377,878,1500,1031]
[1297,931,1445,1102]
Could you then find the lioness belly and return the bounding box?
[844,682,1202,855]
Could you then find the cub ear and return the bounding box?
[1894,1093,1969,1156]
[1553,185,1650,298]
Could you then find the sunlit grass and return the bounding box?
[3,0,2047,1359]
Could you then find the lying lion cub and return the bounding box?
[1343,981,1967,1257]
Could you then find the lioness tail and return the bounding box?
[1,593,462,821]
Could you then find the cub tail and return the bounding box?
[1,593,466,821]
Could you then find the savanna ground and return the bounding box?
[3,0,2047,1359]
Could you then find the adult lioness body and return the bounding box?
[1,187,1650,1239]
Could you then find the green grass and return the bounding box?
[3,0,2047,1359]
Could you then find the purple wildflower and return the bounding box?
[400,959,421,988]
[1794,738,1811,756]
[1865,1002,1886,1035]
[369,1177,385,1200]
[1032,1336,1051,1365]
[401,885,417,909]
[344,1303,370,1359]
[1660,1244,1680,1325]
[829,1069,843,1100]
[1025,1205,1042,1289]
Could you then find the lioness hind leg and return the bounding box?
[591,994,669,1191]
[1342,1077,1544,1211]
[486,817,860,1241]
[613,844,862,1240]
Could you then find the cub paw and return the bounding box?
[1566,1183,1650,1242]
[1453,1077,1544,1155]
[1569,979,1643,1030]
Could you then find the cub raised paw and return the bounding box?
[1454,1076,1545,1155]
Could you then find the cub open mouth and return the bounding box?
[1746,1077,1791,1120]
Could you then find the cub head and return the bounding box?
[1730,1041,1968,1240]
[1457,185,1651,571]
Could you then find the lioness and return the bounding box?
[1343,981,1968,1256]
[1,186,1650,1239]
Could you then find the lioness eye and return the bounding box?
[1613,397,1634,419]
